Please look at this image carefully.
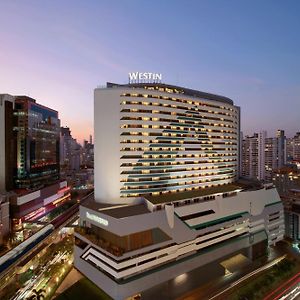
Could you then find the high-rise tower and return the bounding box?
[94,82,240,204]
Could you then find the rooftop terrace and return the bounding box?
[82,193,150,218]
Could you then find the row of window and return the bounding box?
[121,108,235,124]
[121,178,235,198]
[120,100,235,118]
[121,175,235,191]
[121,116,238,130]
[120,93,235,112]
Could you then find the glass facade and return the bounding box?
[13,96,60,189]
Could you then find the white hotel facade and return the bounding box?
[74,79,284,300]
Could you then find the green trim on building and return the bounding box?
[170,123,204,129]
[149,144,180,147]
[190,212,248,230]
[157,136,185,140]
[163,129,189,134]
[265,201,282,207]
[144,151,178,155]
[138,158,175,162]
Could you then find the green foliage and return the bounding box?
[232,258,298,300]
[19,269,34,285]
[47,201,76,221]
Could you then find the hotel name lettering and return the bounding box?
[128,72,162,83]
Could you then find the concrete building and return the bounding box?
[74,81,284,300]
[94,82,240,204]
[241,130,286,182]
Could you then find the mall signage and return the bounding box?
[86,211,109,226]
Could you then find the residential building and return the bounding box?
[241,130,286,181]
[82,139,94,168]
[286,132,300,165]
[60,126,82,171]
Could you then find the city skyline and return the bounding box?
[0,2,299,299]
[1,0,299,143]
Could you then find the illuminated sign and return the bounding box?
[86,212,108,226]
[128,72,162,83]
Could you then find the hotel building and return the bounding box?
[74,81,284,300]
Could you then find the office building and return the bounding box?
[0,194,10,245]
[74,81,284,300]
[14,96,60,189]
[0,94,70,230]
[0,94,16,192]
[241,130,286,182]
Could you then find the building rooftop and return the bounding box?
[81,193,150,218]
[104,82,234,105]
[98,204,150,218]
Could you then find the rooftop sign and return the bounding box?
[128,72,162,84]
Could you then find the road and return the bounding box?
[171,246,284,300]
[263,271,300,300]
[0,214,78,300]
[208,255,287,300]
[12,251,70,300]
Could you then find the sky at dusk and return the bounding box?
[0,0,299,143]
